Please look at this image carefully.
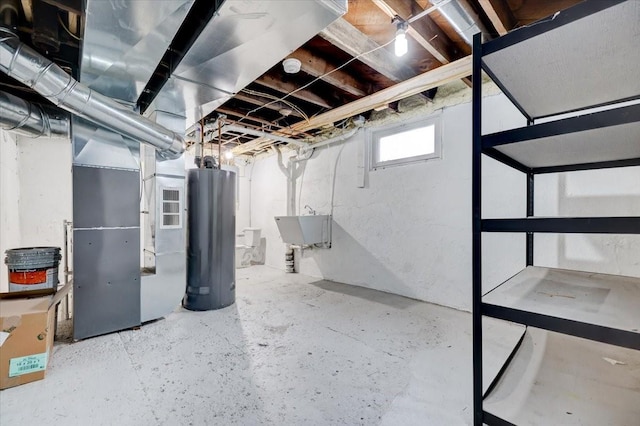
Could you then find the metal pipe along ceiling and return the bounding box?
[0,90,69,137]
[432,0,487,44]
[0,27,185,159]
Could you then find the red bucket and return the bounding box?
[5,247,61,292]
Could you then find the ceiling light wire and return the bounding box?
[237,37,395,126]
[240,88,309,121]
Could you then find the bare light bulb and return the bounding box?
[224,150,234,160]
[395,29,408,57]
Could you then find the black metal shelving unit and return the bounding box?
[472,1,640,425]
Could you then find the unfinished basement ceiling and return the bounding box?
[0,0,584,155]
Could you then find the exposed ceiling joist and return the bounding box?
[234,55,472,154]
[319,18,416,82]
[41,0,83,16]
[255,74,334,109]
[291,55,471,132]
[215,108,297,137]
[9,0,590,157]
[216,107,279,128]
[478,0,515,36]
[233,92,304,119]
[371,0,457,64]
[293,47,370,97]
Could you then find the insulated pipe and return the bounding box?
[0,90,69,137]
[302,126,362,152]
[0,27,185,159]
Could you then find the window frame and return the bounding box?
[369,112,442,170]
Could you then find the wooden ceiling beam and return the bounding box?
[292,47,369,97]
[232,92,304,119]
[291,55,471,132]
[216,107,311,138]
[233,55,471,154]
[41,0,83,16]
[216,107,278,128]
[254,74,334,109]
[371,0,458,64]
[319,17,416,82]
[478,0,515,36]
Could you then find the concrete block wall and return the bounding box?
[534,169,640,276]
[0,130,21,291]
[238,93,640,311]
[0,130,72,292]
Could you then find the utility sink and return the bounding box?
[274,215,331,246]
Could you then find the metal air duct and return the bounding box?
[149,0,348,126]
[0,90,68,137]
[0,27,185,159]
[431,0,488,45]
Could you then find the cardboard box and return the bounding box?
[0,284,69,390]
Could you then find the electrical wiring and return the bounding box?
[57,13,82,41]
[238,37,395,125]
[240,88,309,121]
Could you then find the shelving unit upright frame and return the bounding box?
[471,1,640,424]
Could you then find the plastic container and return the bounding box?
[5,247,61,292]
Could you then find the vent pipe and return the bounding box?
[0,27,185,159]
[431,0,488,45]
[0,90,69,137]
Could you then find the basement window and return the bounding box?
[160,187,183,229]
[370,113,442,169]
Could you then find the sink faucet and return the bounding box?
[304,205,316,215]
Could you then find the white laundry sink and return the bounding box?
[274,215,331,246]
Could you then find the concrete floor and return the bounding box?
[0,266,518,425]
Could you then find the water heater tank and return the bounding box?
[184,168,236,311]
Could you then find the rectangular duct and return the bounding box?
[140,111,186,323]
[81,0,195,103]
[149,0,347,126]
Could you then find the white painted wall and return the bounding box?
[245,155,287,264]
[0,130,72,292]
[240,92,640,311]
[236,162,251,232]
[0,130,21,292]
[535,168,640,276]
[16,136,73,250]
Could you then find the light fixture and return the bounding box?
[278,107,293,117]
[282,58,302,74]
[224,150,234,160]
[393,17,408,57]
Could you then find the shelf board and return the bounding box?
[482,266,640,349]
[483,328,640,425]
[482,217,640,234]
[481,1,640,120]
[482,103,640,171]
